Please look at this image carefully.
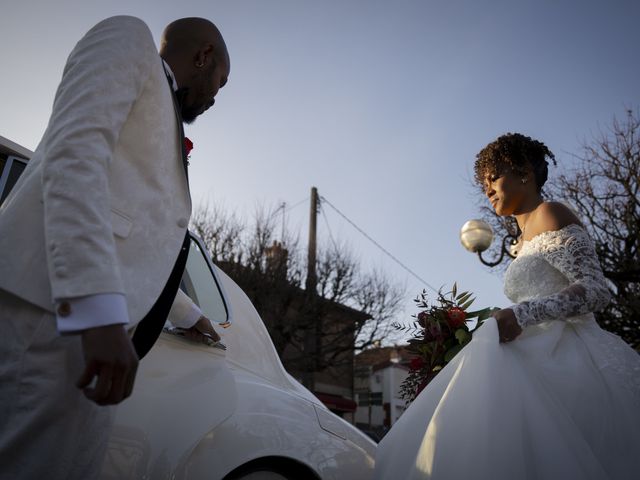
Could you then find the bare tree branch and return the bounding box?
[190,201,407,385]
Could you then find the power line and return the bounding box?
[270,197,310,240]
[319,201,339,252]
[284,197,309,213]
[320,195,439,294]
[269,197,308,219]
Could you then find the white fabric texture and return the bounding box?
[0,15,191,327]
[507,224,611,328]
[166,288,202,328]
[0,290,113,480]
[55,293,129,334]
[0,14,194,480]
[374,224,640,480]
[52,58,186,336]
[55,288,201,334]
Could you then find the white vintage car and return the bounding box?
[0,136,376,480]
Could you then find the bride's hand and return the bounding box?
[493,309,522,343]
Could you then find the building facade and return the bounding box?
[353,346,412,440]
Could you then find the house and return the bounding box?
[212,244,372,424]
[353,345,413,439]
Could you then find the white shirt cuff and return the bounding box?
[55,293,129,334]
[173,303,202,329]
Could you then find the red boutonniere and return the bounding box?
[184,137,194,157]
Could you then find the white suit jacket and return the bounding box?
[0,16,193,328]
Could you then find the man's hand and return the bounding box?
[493,308,523,343]
[183,315,220,344]
[76,324,139,406]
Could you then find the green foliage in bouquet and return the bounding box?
[393,284,498,405]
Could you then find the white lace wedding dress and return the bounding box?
[374,224,640,480]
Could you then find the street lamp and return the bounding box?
[459,219,518,267]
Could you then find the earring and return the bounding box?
[195,61,204,68]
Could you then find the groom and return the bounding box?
[0,16,229,479]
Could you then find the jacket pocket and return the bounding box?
[111,208,133,238]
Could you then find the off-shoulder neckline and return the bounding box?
[522,223,585,245]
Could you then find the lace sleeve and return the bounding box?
[510,224,611,328]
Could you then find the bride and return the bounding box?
[374,133,640,480]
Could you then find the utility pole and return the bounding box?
[302,186,319,391]
[306,186,318,293]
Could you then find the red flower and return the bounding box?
[184,137,194,156]
[409,357,425,370]
[446,307,466,328]
[427,322,442,340]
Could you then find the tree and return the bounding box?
[190,202,405,385]
[549,110,640,349]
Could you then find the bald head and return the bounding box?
[159,18,230,123]
[160,18,229,69]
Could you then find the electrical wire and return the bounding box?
[270,197,310,240]
[284,197,309,213]
[269,197,308,220]
[320,195,439,294]
[319,201,340,252]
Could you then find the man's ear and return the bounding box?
[195,44,215,68]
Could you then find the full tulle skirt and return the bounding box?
[373,317,640,480]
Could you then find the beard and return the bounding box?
[177,63,217,124]
[175,87,200,124]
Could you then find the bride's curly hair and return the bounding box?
[474,133,557,192]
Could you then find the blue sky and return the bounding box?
[2,0,639,338]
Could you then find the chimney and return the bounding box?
[265,240,288,278]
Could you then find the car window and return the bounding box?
[179,237,229,324]
[0,156,27,205]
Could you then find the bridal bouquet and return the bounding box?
[394,284,497,405]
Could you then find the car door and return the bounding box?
[101,235,237,480]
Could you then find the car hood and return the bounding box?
[214,267,321,406]
[213,267,377,456]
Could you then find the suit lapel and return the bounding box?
[168,86,189,183]
[161,59,190,187]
